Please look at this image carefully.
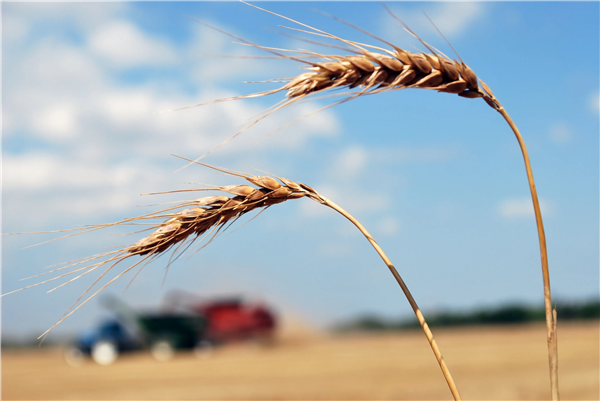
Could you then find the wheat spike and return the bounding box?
[9,159,327,339]
[186,8,498,104]
[127,168,321,257]
[168,3,499,165]
[270,13,481,101]
[7,159,462,399]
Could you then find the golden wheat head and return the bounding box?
[6,160,326,339]
[168,3,500,162]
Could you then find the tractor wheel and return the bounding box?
[150,340,175,362]
[91,341,119,365]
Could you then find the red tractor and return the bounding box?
[162,291,277,347]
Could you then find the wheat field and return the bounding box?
[2,322,597,400]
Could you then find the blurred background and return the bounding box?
[2,2,598,399]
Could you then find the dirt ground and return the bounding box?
[2,322,598,400]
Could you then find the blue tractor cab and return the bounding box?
[64,295,207,365]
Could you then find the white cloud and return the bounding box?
[382,2,487,45]
[332,146,369,178]
[3,5,341,234]
[3,13,30,42]
[3,3,127,47]
[101,89,158,124]
[18,39,105,88]
[4,153,142,191]
[549,123,572,144]
[499,198,553,219]
[89,20,178,68]
[3,153,60,190]
[2,152,209,231]
[425,3,485,37]
[31,103,79,141]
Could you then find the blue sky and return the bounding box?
[2,1,598,339]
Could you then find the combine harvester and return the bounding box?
[64,292,277,366]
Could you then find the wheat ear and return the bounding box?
[8,160,461,400]
[164,6,492,163]
[173,5,558,398]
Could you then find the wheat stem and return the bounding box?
[497,106,559,401]
[322,197,462,401]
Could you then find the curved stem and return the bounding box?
[322,197,462,401]
[497,106,559,401]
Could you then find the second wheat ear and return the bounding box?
[7,159,462,400]
[171,3,558,400]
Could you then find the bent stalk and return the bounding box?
[496,106,559,400]
[323,198,462,401]
[10,159,462,401]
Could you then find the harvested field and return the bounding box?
[2,322,597,400]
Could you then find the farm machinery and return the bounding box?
[162,290,277,345]
[64,292,277,366]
